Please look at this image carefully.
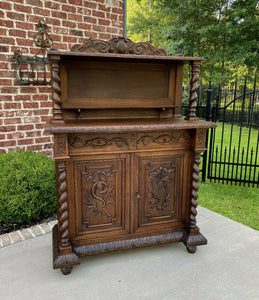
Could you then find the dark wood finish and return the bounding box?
[47,37,216,274]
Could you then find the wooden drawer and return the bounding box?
[136,130,191,150]
[68,133,132,153]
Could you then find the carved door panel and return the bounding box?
[135,151,186,232]
[73,154,130,238]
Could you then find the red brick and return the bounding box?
[45,17,61,26]
[26,15,40,23]
[52,11,67,19]
[16,110,33,117]
[45,1,60,9]
[25,0,43,6]
[6,12,25,21]
[0,20,14,28]
[0,134,6,140]
[68,13,83,22]
[38,87,51,93]
[0,28,7,36]
[112,7,123,14]
[98,4,111,12]
[24,116,40,123]
[27,145,43,151]
[41,149,53,156]
[9,231,23,243]
[26,130,41,137]
[0,140,16,147]
[20,229,34,240]
[62,4,77,13]
[85,31,98,39]
[1,87,18,94]
[18,138,34,145]
[62,20,77,28]
[4,118,22,125]
[98,19,111,26]
[63,36,78,43]
[33,7,50,16]
[0,2,12,10]
[78,23,92,31]
[23,102,39,109]
[99,33,112,40]
[9,29,26,38]
[0,95,12,101]
[7,132,25,140]
[39,223,52,234]
[14,4,32,14]
[0,234,12,247]
[35,136,51,144]
[0,37,15,45]
[4,103,22,110]
[0,126,16,132]
[77,7,91,15]
[15,22,34,30]
[68,0,82,5]
[84,2,97,9]
[41,115,51,122]
[16,38,33,47]
[14,95,31,101]
[30,225,44,236]
[92,10,105,18]
[92,25,106,32]
[20,87,37,94]
[106,27,120,34]
[18,124,34,131]
[5,111,15,118]
[32,94,49,101]
[84,16,97,24]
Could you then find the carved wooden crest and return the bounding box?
[70,36,167,56]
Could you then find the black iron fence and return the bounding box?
[182,74,259,187]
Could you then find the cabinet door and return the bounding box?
[72,154,130,238]
[135,151,187,232]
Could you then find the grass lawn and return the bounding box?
[198,181,259,230]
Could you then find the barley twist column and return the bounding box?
[190,151,201,229]
[51,60,64,123]
[185,61,200,121]
[57,161,70,247]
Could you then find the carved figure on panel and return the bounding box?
[85,170,115,217]
[148,166,175,210]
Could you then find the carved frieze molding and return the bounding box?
[137,132,190,146]
[70,36,167,56]
[68,135,128,149]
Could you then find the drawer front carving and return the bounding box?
[74,155,129,236]
[68,133,131,153]
[137,153,184,228]
[136,131,191,150]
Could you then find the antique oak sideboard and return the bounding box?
[46,37,216,275]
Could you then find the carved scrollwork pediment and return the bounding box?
[70,36,167,56]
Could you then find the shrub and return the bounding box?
[0,151,56,226]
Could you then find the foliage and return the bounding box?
[198,181,259,230]
[0,151,56,226]
[127,0,259,84]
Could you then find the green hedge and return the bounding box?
[0,151,56,226]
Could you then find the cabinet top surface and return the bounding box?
[46,118,216,134]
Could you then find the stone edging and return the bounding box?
[0,220,58,248]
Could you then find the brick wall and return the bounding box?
[0,0,123,156]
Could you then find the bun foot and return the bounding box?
[61,266,73,275]
[186,246,197,254]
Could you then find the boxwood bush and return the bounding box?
[0,151,56,226]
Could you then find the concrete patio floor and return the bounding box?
[1,206,258,300]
